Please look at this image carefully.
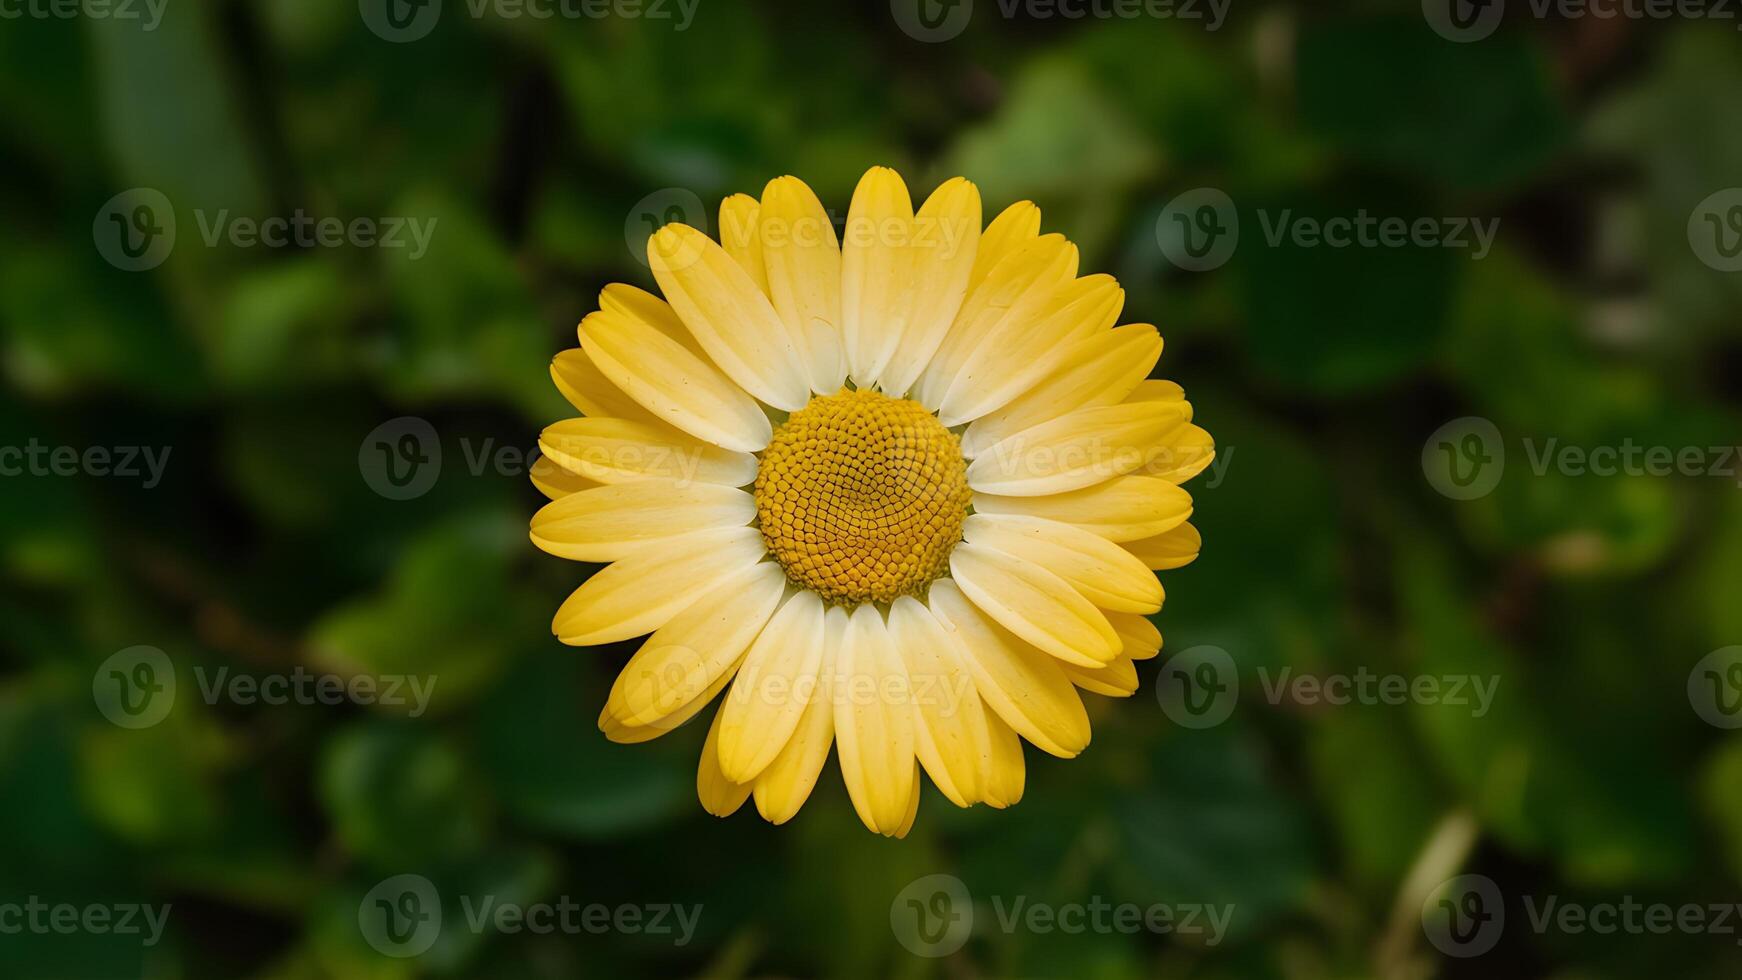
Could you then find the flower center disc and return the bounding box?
[754,388,972,606]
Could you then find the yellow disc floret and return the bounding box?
[754,388,972,606]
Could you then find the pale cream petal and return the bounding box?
[649,223,810,411]
[840,166,915,387]
[531,480,755,562]
[834,604,917,836]
[717,194,768,294]
[888,596,987,808]
[948,543,1119,667]
[1061,654,1139,698]
[927,580,1090,759]
[603,561,786,728]
[915,233,1078,410]
[551,349,658,424]
[1107,611,1162,661]
[598,284,710,361]
[938,274,1125,426]
[717,589,827,783]
[753,605,842,825]
[966,400,1192,497]
[972,476,1193,542]
[539,417,757,487]
[528,453,599,501]
[698,706,752,817]
[579,310,772,452]
[979,707,1026,807]
[968,200,1041,290]
[960,324,1161,459]
[877,178,981,399]
[760,176,846,394]
[600,658,737,744]
[551,527,765,645]
[963,514,1162,614]
[1124,521,1202,570]
[892,761,922,840]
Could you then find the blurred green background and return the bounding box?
[4,0,1742,976]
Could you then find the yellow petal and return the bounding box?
[698,706,751,817]
[834,604,917,836]
[948,544,1119,667]
[960,324,1161,459]
[1126,378,1185,403]
[978,706,1026,807]
[760,176,846,395]
[600,659,737,744]
[539,417,757,487]
[972,476,1193,542]
[937,275,1125,427]
[551,349,658,424]
[893,761,922,839]
[1107,611,1162,661]
[877,177,981,399]
[531,479,755,562]
[1061,654,1139,698]
[927,580,1090,758]
[967,400,1192,497]
[753,606,842,825]
[1124,521,1202,570]
[598,283,711,361]
[649,223,809,411]
[717,589,828,783]
[528,453,599,501]
[551,527,766,645]
[888,596,988,808]
[968,200,1041,291]
[840,166,915,387]
[717,194,768,294]
[963,514,1162,614]
[579,310,772,452]
[1138,423,1216,485]
[603,561,786,728]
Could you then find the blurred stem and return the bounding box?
[1373,808,1480,980]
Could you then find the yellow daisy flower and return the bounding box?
[531,167,1213,837]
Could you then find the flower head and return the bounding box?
[532,167,1212,836]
